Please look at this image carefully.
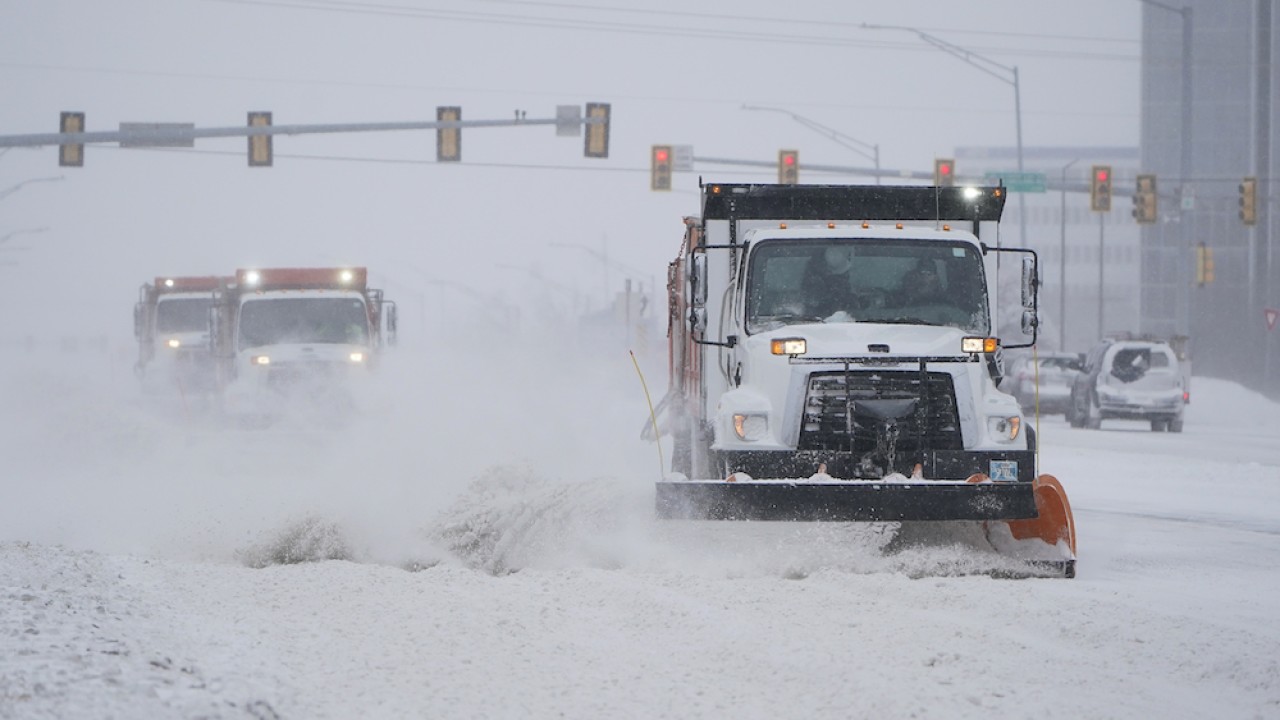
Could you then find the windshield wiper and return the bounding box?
[756,313,824,325]
[873,317,938,326]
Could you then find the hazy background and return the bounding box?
[0,0,1141,345]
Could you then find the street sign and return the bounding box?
[984,171,1046,193]
[555,105,580,137]
[118,122,195,148]
[1266,308,1278,332]
[672,145,694,172]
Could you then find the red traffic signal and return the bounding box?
[778,149,799,184]
[1090,165,1113,212]
[651,145,673,191]
[934,158,955,186]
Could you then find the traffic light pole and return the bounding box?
[0,106,611,160]
[1098,211,1106,339]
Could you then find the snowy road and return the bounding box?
[3,347,1279,719]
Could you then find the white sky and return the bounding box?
[0,0,1140,342]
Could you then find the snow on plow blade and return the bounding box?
[655,475,1077,578]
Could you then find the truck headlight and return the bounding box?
[348,352,365,363]
[962,337,998,354]
[770,338,807,356]
[251,355,271,366]
[166,338,181,349]
[733,413,768,441]
[988,416,1021,443]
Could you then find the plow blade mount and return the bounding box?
[655,480,1038,523]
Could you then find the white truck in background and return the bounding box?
[134,275,228,395]
[210,267,397,421]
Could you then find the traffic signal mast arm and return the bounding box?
[2,104,613,165]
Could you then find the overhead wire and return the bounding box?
[201,0,1139,62]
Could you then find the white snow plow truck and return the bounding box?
[210,267,397,420]
[134,275,229,394]
[653,182,1076,577]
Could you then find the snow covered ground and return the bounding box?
[3,341,1279,719]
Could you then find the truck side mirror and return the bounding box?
[385,302,398,346]
[689,307,706,336]
[690,255,708,309]
[1021,309,1039,335]
[1020,256,1037,309]
[209,306,223,354]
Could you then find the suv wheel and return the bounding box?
[1084,394,1102,430]
[1150,418,1168,432]
[1168,417,1184,433]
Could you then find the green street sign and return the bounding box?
[984,171,1047,193]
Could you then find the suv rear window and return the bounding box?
[1110,346,1172,383]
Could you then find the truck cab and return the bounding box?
[134,276,228,394]
[660,183,1044,509]
[211,267,397,419]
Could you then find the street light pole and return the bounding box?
[0,227,49,245]
[0,176,64,202]
[861,24,1027,244]
[741,105,882,184]
[1060,159,1080,351]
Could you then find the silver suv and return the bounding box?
[1067,339,1187,432]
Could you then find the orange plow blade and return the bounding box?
[997,474,1077,577]
[1007,474,1076,555]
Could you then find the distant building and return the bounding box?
[1140,1,1278,397]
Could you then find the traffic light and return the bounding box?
[437,106,461,162]
[650,145,672,191]
[1239,177,1257,225]
[1090,165,1112,212]
[247,112,272,167]
[59,111,85,167]
[1195,243,1215,285]
[778,149,799,185]
[583,102,610,159]
[1132,174,1157,224]
[934,158,955,187]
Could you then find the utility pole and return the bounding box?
[1060,159,1080,351]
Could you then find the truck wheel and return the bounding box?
[1168,417,1184,433]
[1150,418,1168,432]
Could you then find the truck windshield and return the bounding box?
[156,298,214,333]
[238,297,369,348]
[745,238,990,335]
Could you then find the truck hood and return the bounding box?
[750,321,969,359]
[156,330,210,350]
[238,343,368,364]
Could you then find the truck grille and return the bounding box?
[798,370,963,455]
